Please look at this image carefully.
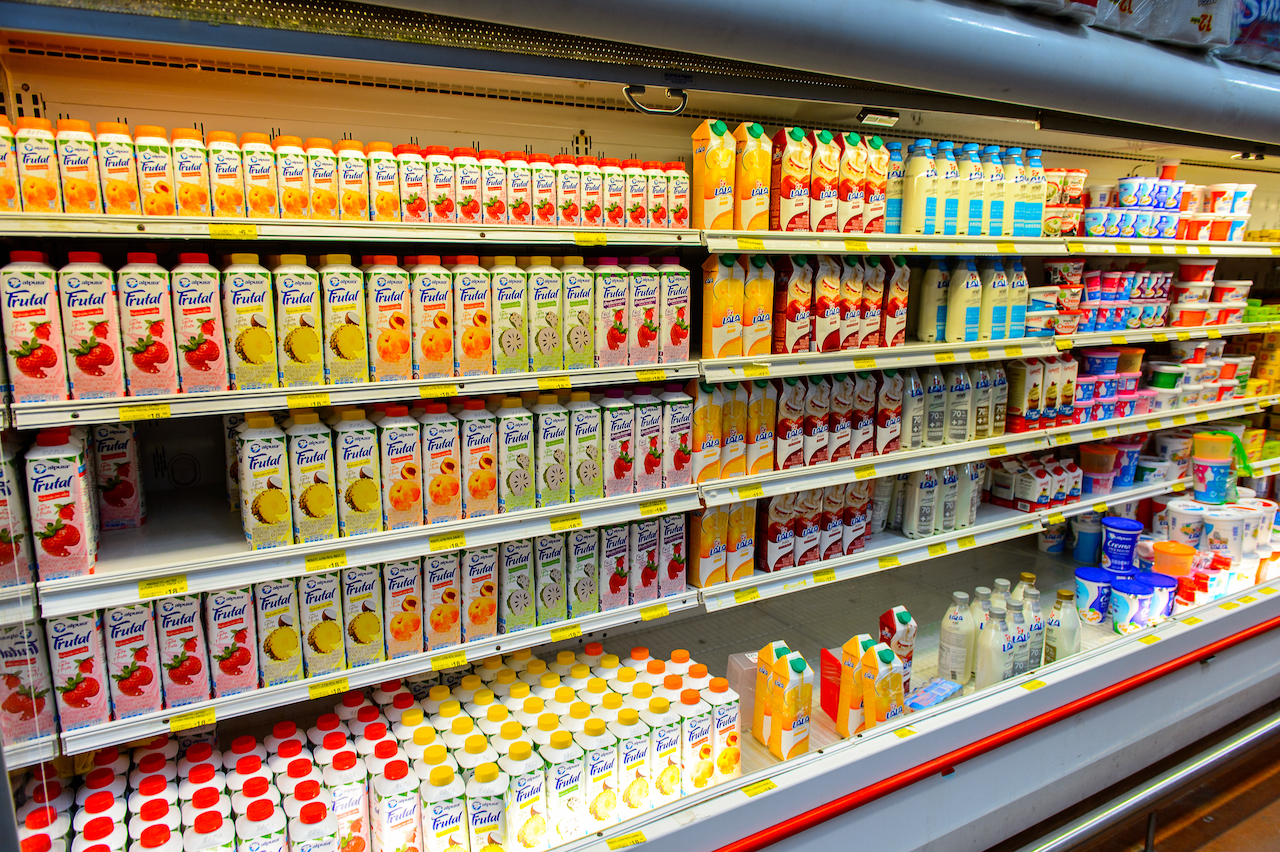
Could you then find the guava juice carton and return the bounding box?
[59,253,124,400]
[3,252,69,403]
[535,533,567,626]
[221,254,278,390]
[204,586,257,698]
[103,602,162,718]
[461,546,498,643]
[599,522,630,611]
[341,564,384,669]
[567,527,599,618]
[657,257,691,364]
[118,253,180,396]
[45,611,111,731]
[254,579,303,687]
[424,552,461,651]
[659,513,686,598]
[172,253,229,394]
[383,559,423,660]
[0,622,57,745]
[155,593,211,708]
[594,258,630,368]
[499,539,535,635]
[298,571,344,678]
[27,429,95,581]
[93,422,145,531]
[690,119,735,230]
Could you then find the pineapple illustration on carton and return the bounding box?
[342,564,384,668]
[254,579,302,687]
[298,572,344,677]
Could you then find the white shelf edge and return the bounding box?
[3,735,58,770]
[0,583,37,627]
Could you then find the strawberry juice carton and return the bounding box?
[171,253,229,394]
[93,423,145,530]
[117,252,179,396]
[657,258,691,364]
[599,522,630,610]
[0,622,57,745]
[2,251,69,403]
[628,258,660,366]
[594,258,630,368]
[45,611,111,731]
[628,517,660,605]
[27,429,96,581]
[59,252,124,400]
[103,602,162,718]
[203,587,257,698]
[0,444,35,589]
[154,593,211,709]
[659,513,686,598]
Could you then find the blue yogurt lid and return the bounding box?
[1076,566,1112,583]
[1102,517,1144,533]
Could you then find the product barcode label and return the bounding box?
[431,649,468,671]
[736,483,764,500]
[429,530,467,552]
[549,513,582,532]
[638,499,668,516]
[741,779,777,797]
[743,364,770,378]
[640,603,669,621]
[878,555,901,569]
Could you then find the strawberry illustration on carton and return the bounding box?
[599,522,630,611]
[118,254,179,396]
[2,251,69,403]
[93,423,145,531]
[45,611,111,731]
[629,516,659,602]
[59,252,124,400]
[27,429,95,581]
[0,444,35,589]
[104,602,162,718]
[203,587,257,698]
[155,593,210,708]
[172,253,229,393]
[659,513,686,598]
[0,623,56,744]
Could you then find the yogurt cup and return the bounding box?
[1211,280,1253,302]
[1091,396,1116,421]
[1146,363,1186,389]
[1167,303,1207,327]
[1167,340,1206,364]
[1072,399,1093,424]
[1117,177,1142,207]
[1178,382,1201,408]
[1208,216,1233,242]
[1171,282,1213,304]
[1083,270,1102,302]
[1113,394,1135,418]
[1176,259,1217,283]
[1134,388,1156,414]
[1082,470,1116,495]
[1094,374,1119,397]
[1100,272,1123,301]
[1109,579,1152,635]
[1054,310,1083,335]
[1083,350,1120,375]
[1077,305,1098,333]
[1206,184,1237,214]
[1117,371,1141,393]
[1232,184,1256,214]
[1084,207,1108,237]
[1075,566,1112,624]
[1075,375,1097,403]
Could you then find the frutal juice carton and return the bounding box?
[334,412,381,537]
[767,652,812,760]
[254,579,303,687]
[499,539,535,634]
[740,255,773,357]
[3,252,69,403]
[57,121,101,213]
[453,257,493,377]
[27,429,96,581]
[96,122,140,215]
[835,634,875,737]
[93,422,145,530]
[172,253,229,394]
[273,256,324,388]
[726,500,755,582]
[774,377,806,470]
[383,559,423,660]
[812,256,843,352]
[688,505,728,587]
[601,391,635,497]
[208,131,244,217]
[424,552,461,650]
[633,388,663,494]
[599,522,630,611]
[204,586,257,698]
[491,259,529,374]
[496,400,534,514]
[103,602,162,718]
[757,493,796,573]
[562,258,594,370]
[628,517,660,605]
[319,255,368,385]
[0,447,35,589]
[629,259,661,366]
[461,545,498,643]
[802,375,830,466]
[701,255,743,360]
[527,260,564,372]
[659,385,693,489]
[690,119,735,230]
[45,611,111,731]
[221,254,278,391]
[379,408,423,531]
[535,532,568,624]
[594,258,630,368]
[341,564,385,669]
[408,256,452,380]
[366,258,412,382]
[659,513,687,598]
[770,128,812,232]
[807,130,840,232]
[533,396,569,508]
[657,258,691,364]
[459,402,497,519]
[366,141,399,221]
[237,414,291,550]
[273,136,309,218]
[732,122,771,231]
[421,405,461,524]
[745,379,777,475]
[60,253,124,400]
[771,256,811,354]
[0,622,57,745]
[15,118,62,212]
[567,527,599,618]
[305,138,338,220]
[687,381,722,484]
[117,253,180,396]
[154,594,211,704]
[567,392,602,503]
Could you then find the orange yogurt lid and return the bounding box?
[56,119,92,134]
[134,125,167,140]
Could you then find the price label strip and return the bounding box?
[139,574,188,599]
[550,623,583,641]
[431,649,469,671]
[170,706,215,733]
[307,676,349,700]
[305,549,347,572]
[639,603,669,621]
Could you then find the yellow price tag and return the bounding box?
[537,375,571,391]
[1055,338,1074,351]
[1183,616,1202,625]
[1176,331,1191,341]
[844,239,870,252]
[853,357,876,370]
[1171,482,1186,492]
[736,238,765,251]
[741,779,777,797]
[935,352,956,364]
[420,383,459,399]
[1138,635,1161,645]
[305,549,347,572]
[639,603,669,621]
[170,706,215,733]
[927,543,948,557]
[635,369,666,383]
[638,499,667,516]
[308,677,350,700]
[813,568,836,583]
[855,464,877,480]
[1004,345,1023,357]
[1048,512,1066,525]
[1092,428,1109,439]
[1219,601,1240,610]
[971,348,990,360]
[1172,415,1187,426]
[208,223,258,240]
[286,392,330,409]
[550,624,583,642]
[1195,412,1209,422]
[736,483,764,500]
[1066,241,1084,252]
[1261,587,1277,595]
[1240,595,1258,603]
[743,364,770,378]
[1207,329,1222,339]
[988,444,1008,457]
[1152,332,1169,343]
[996,242,1016,253]
[958,535,976,549]
[607,832,648,850]
[734,587,761,605]
[894,726,918,738]
[1023,679,1047,691]
[138,574,188,599]
[573,232,608,246]
[1116,243,1133,254]
[1146,420,1163,431]
[1110,335,1128,345]
[429,530,467,552]
[1093,502,1108,513]
[1055,434,1073,445]
[431,649,469,671]
[119,402,171,421]
[549,513,582,532]
[878,555,901,569]
[1019,522,1037,532]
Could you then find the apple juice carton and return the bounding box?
[770,127,813,232]
[0,446,35,589]
[254,579,303,687]
[237,414,291,550]
[204,587,256,698]
[594,258,630,367]
[154,594,210,708]
[808,130,840,232]
[801,375,830,466]
[828,374,854,463]
[689,506,728,587]
[172,253,229,393]
[839,259,863,350]
[657,258,690,364]
[499,539,535,634]
[461,546,498,643]
[774,377,805,470]
[116,253,179,396]
[628,518,660,605]
[527,259,564,372]
[880,256,910,348]
[690,119,735,230]
[459,400,497,519]
[859,258,886,349]
[424,552,461,651]
[771,256,811,354]
[562,257,594,370]
[272,256,324,388]
[658,384,693,488]
[567,527,599,618]
[740,255,773,358]
[0,622,57,745]
[93,422,145,530]
[811,256,842,352]
[726,500,756,581]
[297,572,344,678]
[599,523,630,611]
[852,371,877,458]
[45,611,110,731]
[535,533,568,625]
[732,122,771,230]
[102,602,162,718]
[491,258,528,375]
[701,254,743,361]
[453,256,493,377]
[658,513,686,598]
[600,390,635,497]
[222,254,278,390]
[3,252,68,403]
[27,429,95,581]
[421,404,461,524]
[383,559,423,660]
[875,370,904,456]
[59,252,124,399]
[757,493,795,572]
[341,564,384,668]
[366,257,412,382]
[408,256,451,380]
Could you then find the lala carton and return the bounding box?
[117,253,179,396]
[599,523,631,611]
[628,518,660,605]
[420,405,461,524]
[843,480,871,554]
[811,256,842,352]
[835,634,875,736]
[379,407,423,531]
[771,128,813,232]
[757,493,795,572]
[881,257,910,347]
[204,587,257,698]
[772,256,811,354]
[659,513,687,598]
[859,258,886,348]
[93,423,145,530]
[839,259,864,349]
[535,533,568,624]
[0,622,57,745]
[459,401,497,519]
[45,611,111,731]
[876,370,904,456]
[793,489,824,567]
[237,414,291,549]
[851,371,877,459]
[491,259,528,374]
[802,375,830,465]
[453,257,493,377]
[691,119,735,230]
[687,381,722,484]
[341,565,384,669]
[568,527,600,618]
[407,256,452,380]
[3,252,68,403]
[688,506,728,587]
[732,122,771,230]
[808,130,840,232]
[254,579,303,687]
[879,606,917,693]
[424,552,461,651]
[752,641,789,745]
[827,374,854,463]
[837,133,869,233]
[726,501,755,581]
[701,254,743,360]
[527,258,564,372]
[594,258,630,367]
[383,560,423,660]
[27,429,95,580]
[767,653,812,759]
[103,602,162,718]
[562,257,594,370]
[60,253,124,399]
[719,381,747,479]
[740,255,774,358]
[860,643,903,728]
[222,254,278,390]
[820,486,845,561]
[366,258,412,382]
[171,253,228,393]
[297,572,344,678]
[273,257,323,388]
[499,539,535,635]
[461,546,498,643]
[774,377,805,470]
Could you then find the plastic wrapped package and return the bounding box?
[991,0,1098,24]
[1219,1,1280,70]
[1094,0,1154,36]
[1142,0,1233,49]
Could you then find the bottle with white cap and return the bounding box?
[420,765,467,852]
[370,760,420,852]
[230,776,280,817]
[179,764,227,803]
[937,591,976,684]
[477,704,511,738]
[323,750,368,852]
[542,729,587,846]
[307,713,350,748]
[1007,599,1030,676]
[576,717,620,830]
[235,800,288,852]
[181,788,232,827]
[992,578,1012,605]
[412,744,459,786]
[128,799,181,842]
[465,762,509,852]
[499,741,546,852]
[267,740,315,775]
[183,810,236,852]
[282,780,333,821]
[974,602,1014,689]
[72,791,125,831]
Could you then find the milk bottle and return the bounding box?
[1005,259,1029,341]
[972,364,993,440]
[1003,148,1028,237]
[944,257,981,343]
[1008,599,1030,676]
[1043,589,1081,664]
[916,258,949,343]
[420,766,466,852]
[901,368,925,451]
[958,143,984,236]
[943,364,973,444]
[934,141,960,236]
[980,147,1005,237]
[885,142,904,233]
[1024,588,1046,670]
[977,260,1009,342]
[902,140,937,235]
[937,592,975,683]
[974,602,1013,689]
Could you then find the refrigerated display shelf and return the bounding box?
[0,583,36,628]
[3,736,58,770]
[34,484,702,618]
[56,591,700,756]
[704,232,1280,258]
[1247,456,1280,478]
[9,362,701,429]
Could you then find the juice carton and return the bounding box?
[304,138,338,220]
[688,381,722,483]
[627,518,660,605]
[207,130,244,216]
[454,147,483,224]
[95,122,140,215]
[775,377,806,470]
[659,513,686,598]
[491,258,528,374]
[768,652,812,760]
[843,480,870,554]
[222,254,278,390]
[93,423,145,530]
[222,414,243,510]
[864,137,888,233]
[56,120,101,213]
[821,486,845,561]
[839,259,863,349]
[286,414,337,544]
[852,371,877,459]
[273,256,324,388]
[27,429,95,581]
[859,258,886,348]
[117,253,179,396]
[535,533,568,624]
[770,128,813,232]
[379,407,423,531]
[341,565,384,668]
[657,384,693,488]
[499,539,535,634]
[45,611,111,731]
[103,602,162,718]
[837,133,868,233]
[0,622,57,745]
[828,374,854,463]
[740,255,773,357]
[273,136,309,218]
[802,375,830,465]
[771,256,811,354]
[334,411,381,537]
[594,258,630,367]
[318,254,369,385]
[458,401,497,519]
[496,399,534,514]
[566,392,602,502]
[881,256,911,347]
[879,605,918,692]
[812,256,843,352]
[717,381,747,479]
[461,546,498,643]
[632,388,663,493]
[366,257,412,382]
[424,552,461,651]
[395,144,427,222]
[562,258,594,370]
[568,527,599,618]
[15,118,61,212]
[742,379,778,476]
[297,572,344,678]
[0,446,34,590]
[835,634,875,736]
[366,142,399,221]
[860,643,903,728]
[701,255,743,360]
[732,122,771,230]
[172,253,229,394]
[690,119,735,230]
[688,506,728,587]
[533,395,569,508]
[60,253,124,399]
[657,258,691,364]
[628,259,660,366]
[527,259,564,372]
[600,390,635,497]
[757,493,796,573]
[420,405,461,524]
[726,501,755,581]
[752,642,788,745]
[599,523,630,611]
[237,414,291,550]
[793,489,824,567]
[875,370,905,455]
[204,587,257,698]
[808,130,840,232]
[171,129,210,216]
[335,141,368,220]
[384,559,423,659]
[254,579,302,687]
[3,252,69,403]
[407,256,452,380]
[453,257,493,377]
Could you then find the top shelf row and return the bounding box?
[1,216,1278,257]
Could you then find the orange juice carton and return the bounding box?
[365,256,412,382]
[453,147,483,224]
[720,381,748,478]
[656,257,691,364]
[424,552,461,650]
[453,256,493,377]
[318,254,369,385]
[204,587,257,698]
[632,387,663,493]
[333,410,381,537]
[726,500,756,581]
[424,145,454,223]
[535,532,568,624]
[3,251,68,403]
[103,602,162,718]
[407,255,452,380]
[93,423,145,530]
[688,505,728,587]
[623,158,647,227]
[839,259,864,349]
[237,413,291,550]
[820,485,845,561]
[562,257,594,370]
[335,140,368,220]
[527,258,564,372]
[339,564,383,668]
[793,488,824,567]
[366,141,399,221]
[0,445,35,589]
[775,377,806,470]
[658,383,693,487]
[879,605,917,692]
[645,159,668,228]
[567,527,599,617]
[55,120,100,213]
[770,128,812,232]
[691,119,735,230]
[296,572,343,677]
[600,389,635,496]
[156,594,211,708]
[171,129,210,216]
[532,395,569,508]
[807,130,840,232]
[478,149,507,224]
[491,258,529,374]
[378,406,423,531]
[579,155,603,226]
[687,380,722,483]
[863,137,888,234]
[240,132,278,218]
[812,256,843,352]
[859,257,886,348]
[594,258,630,367]
[394,144,427,222]
[875,370,905,456]
[272,136,309,218]
[566,391,602,502]
[851,371,877,459]
[837,132,868,233]
[45,611,110,730]
[117,252,179,396]
[420,404,461,524]
[303,138,338,220]
[701,254,743,361]
[732,122,771,230]
[628,258,660,366]
[383,559,423,660]
[273,255,324,388]
[881,256,910,348]
[499,538,535,634]
[745,379,777,475]
[496,398,534,514]
[835,634,875,736]
[461,545,498,642]
[171,253,228,393]
[802,375,830,466]
[739,255,773,358]
[222,254,278,390]
[628,517,660,604]
[59,252,123,399]
[858,643,892,731]
[768,652,812,759]
[659,513,686,598]
[285,413,337,543]
[28,428,95,581]
[207,130,244,217]
[458,400,497,519]
[0,622,56,745]
[771,256,811,354]
[95,122,140,215]
[15,118,61,212]
[752,640,789,744]
[600,522,630,611]
[134,126,176,215]
[553,154,581,227]
[826,374,854,463]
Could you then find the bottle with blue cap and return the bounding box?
[1025,149,1047,237]
[958,143,984,236]
[934,142,960,236]
[1002,147,1027,237]
[979,146,1005,236]
[902,139,938,235]
[885,142,904,233]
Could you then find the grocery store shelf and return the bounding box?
[58,591,698,755]
[1065,321,1274,350]
[700,395,1274,507]
[35,485,701,618]
[1249,456,1280,478]
[0,583,36,627]
[10,362,700,429]
[705,231,1069,256]
[0,214,701,246]
[3,736,58,770]
[1067,238,1280,258]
